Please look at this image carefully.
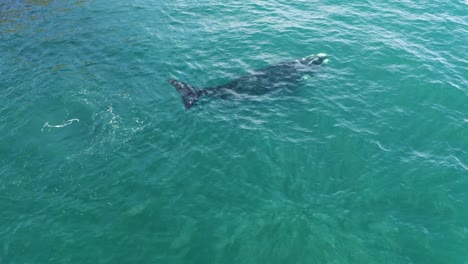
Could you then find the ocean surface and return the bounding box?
[1,0,467,263]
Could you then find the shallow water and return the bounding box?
[1,0,467,263]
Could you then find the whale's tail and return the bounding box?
[168,79,201,110]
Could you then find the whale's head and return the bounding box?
[299,53,329,66]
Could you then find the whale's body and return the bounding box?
[169,53,329,110]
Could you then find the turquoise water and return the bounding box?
[1,0,468,263]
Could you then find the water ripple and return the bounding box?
[1,0,468,262]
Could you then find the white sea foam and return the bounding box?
[41,118,79,131]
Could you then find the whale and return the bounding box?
[169,53,329,110]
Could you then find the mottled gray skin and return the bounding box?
[169,54,329,110]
